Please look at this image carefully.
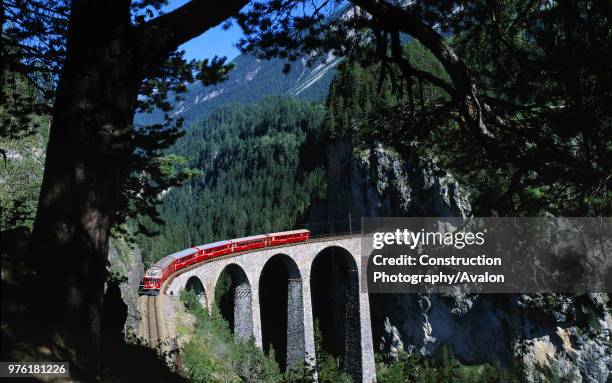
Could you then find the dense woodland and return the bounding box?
[135,53,333,128]
[136,97,327,265]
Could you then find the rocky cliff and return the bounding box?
[322,139,612,382]
[107,237,144,335]
[324,139,470,231]
[372,292,611,382]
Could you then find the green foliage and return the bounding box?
[323,60,395,140]
[376,346,519,383]
[1,1,66,140]
[196,56,236,86]
[446,1,611,216]
[214,269,232,309]
[0,117,48,230]
[283,361,316,383]
[180,289,284,383]
[323,40,449,144]
[330,22,610,216]
[317,353,352,383]
[313,319,352,383]
[137,97,327,265]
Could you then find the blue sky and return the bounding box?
[165,0,246,61]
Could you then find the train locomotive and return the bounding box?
[140,229,310,295]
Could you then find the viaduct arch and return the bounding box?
[185,275,207,308]
[215,264,253,341]
[259,254,305,371]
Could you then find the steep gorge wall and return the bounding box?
[373,292,611,382]
[324,139,469,229]
[318,139,612,382]
[107,238,144,335]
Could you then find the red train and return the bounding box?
[140,229,310,295]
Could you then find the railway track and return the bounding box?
[146,295,160,349]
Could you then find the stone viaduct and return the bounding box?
[166,236,376,383]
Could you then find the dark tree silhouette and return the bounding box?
[3,0,247,378]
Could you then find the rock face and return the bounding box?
[321,139,612,382]
[107,238,144,334]
[372,293,612,382]
[517,294,612,382]
[325,140,470,233]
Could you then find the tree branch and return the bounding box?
[137,0,249,63]
[388,30,455,96]
[352,0,493,138]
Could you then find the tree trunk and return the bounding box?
[29,0,138,378]
[24,0,248,377]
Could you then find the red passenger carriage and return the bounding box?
[267,229,310,246]
[232,234,268,253]
[195,240,233,261]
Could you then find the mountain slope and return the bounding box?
[136,52,340,127]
